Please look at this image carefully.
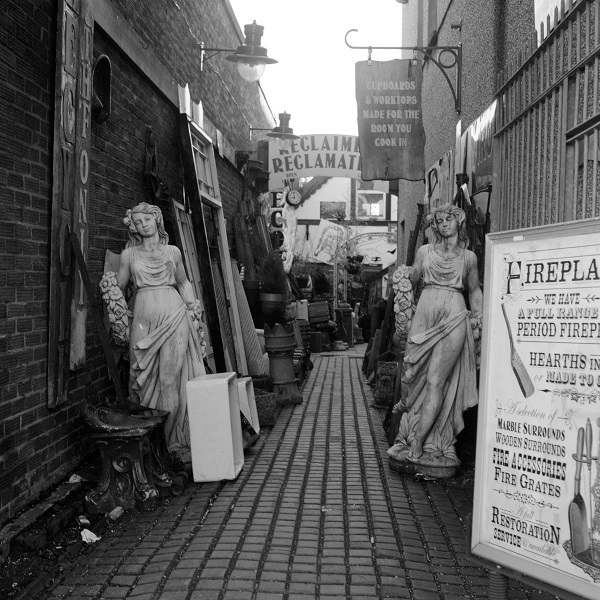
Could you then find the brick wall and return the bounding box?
[0,0,72,525]
[0,0,267,527]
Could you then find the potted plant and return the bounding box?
[259,251,288,320]
[290,257,309,287]
[345,254,364,275]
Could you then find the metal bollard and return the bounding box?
[488,569,508,600]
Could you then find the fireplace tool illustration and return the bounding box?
[566,417,600,578]
[501,303,534,398]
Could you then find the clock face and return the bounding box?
[286,190,302,206]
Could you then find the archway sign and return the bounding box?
[267,135,361,190]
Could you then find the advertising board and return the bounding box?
[472,218,600,599]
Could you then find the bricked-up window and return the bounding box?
[189,121,220,208]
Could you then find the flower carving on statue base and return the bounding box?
[99,271,132,348]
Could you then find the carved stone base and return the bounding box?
[84,408,188,514]
[388,443,459,479]
[85,428,160,514]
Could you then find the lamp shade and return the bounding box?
[267,111,299,139]
[236,61,266,83]
[226,21,277,82]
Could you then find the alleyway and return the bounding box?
[41,349,558,600]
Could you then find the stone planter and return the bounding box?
[259,292,286,315]
[254,391,281,428]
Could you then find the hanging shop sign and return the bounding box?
[472,218,600,600]
[463,100,496,197]
[355,59,425,181]
[425,149,454,211]
[267,135,361,190]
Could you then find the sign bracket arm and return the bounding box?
[344,29,462,114]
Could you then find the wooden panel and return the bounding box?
[69,3,94,369]
[48,0,93,408]
[211,259,236,373]
[178,104,248,375]
[171,198,217,373]
[178,114,227,373]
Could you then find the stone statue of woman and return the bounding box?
[388,203,482,478]
[100,203,206,463]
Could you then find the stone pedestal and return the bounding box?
[86,428,161,514]
[388,448,458,479]
[338,302,354,347]
[83,402,187,515]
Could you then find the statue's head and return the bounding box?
[123,202,169,247]
[427,203,469,247]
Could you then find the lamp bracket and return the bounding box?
[249,126,273,136]
[199,42,236,71]
[344,29,462,114]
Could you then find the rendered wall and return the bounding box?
[396,0,537,261]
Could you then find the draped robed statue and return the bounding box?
[388,203,482,478]
[100,203,206,463]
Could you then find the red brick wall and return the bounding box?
[0,0,268,526]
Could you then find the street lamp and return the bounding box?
[200,21,277,83]
[250,112,299,140]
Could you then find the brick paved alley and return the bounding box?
[40,349,559,600]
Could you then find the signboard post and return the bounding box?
[472,218,600,600]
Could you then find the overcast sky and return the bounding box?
[228,0,405,137]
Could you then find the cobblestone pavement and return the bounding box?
[41,350,559,599]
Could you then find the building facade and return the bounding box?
[0,0,273,526]
[396,0,598,262]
